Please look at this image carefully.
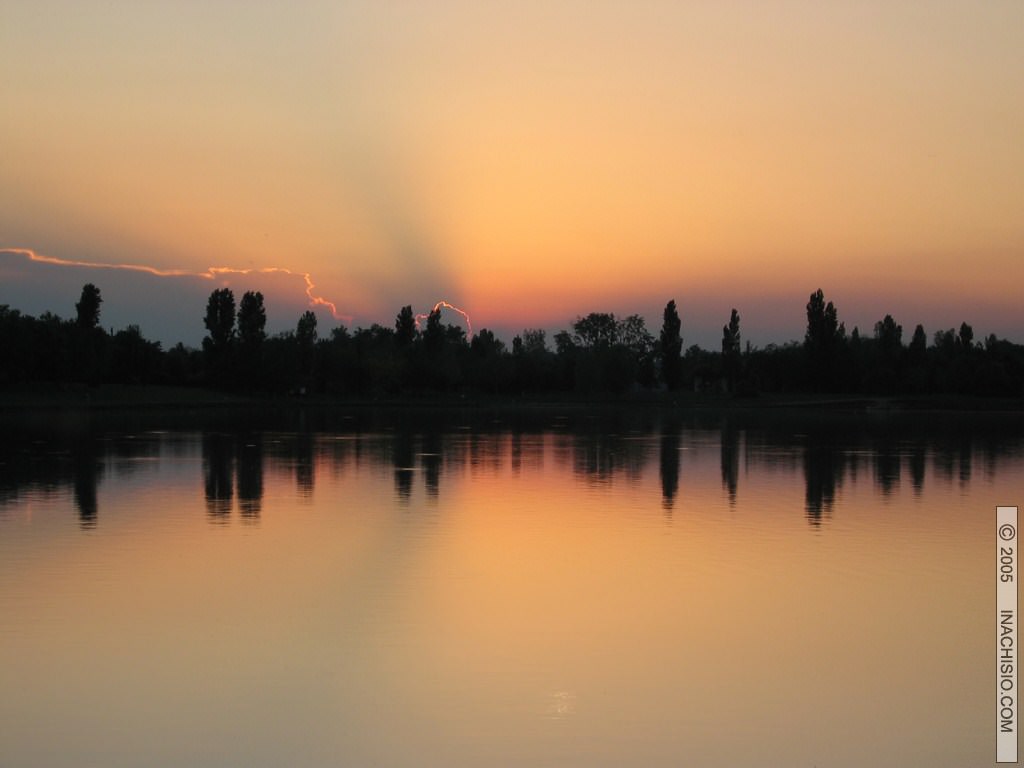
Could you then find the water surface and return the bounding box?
[0,407,1019,767]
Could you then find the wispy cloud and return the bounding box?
[0,247,352,323]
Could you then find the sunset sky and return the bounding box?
[2,1,1022,348]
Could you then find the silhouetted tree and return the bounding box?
[237,291,266,387]
[958,321,974,351]
[71,283,107,384]
[552,330,578,390]
[423,308,444,355]
[721,308,740,356]
[395,305,416,347]
[165,341,202,385]
[573,312,618,349]
[110,325,162,384]
[202,288,236,385]
[866,314,903,393]
[619,315,653,353]
[521,329,547,354]
[659,300,683,391]
[554,330,575,356]
[75,283,102,329]
[569,312,653,393]
[946,321,978,393]
[874,315,902,353]
[315,325,356,395]
[203,288,236,347]
[238,291,267,348]
[468,329,508,392]
[409,308,466,391]
[470,329,505,357]
[721,308,741,391]
[909,324,927,360]
[297,311,318,345]
[511,328,554,392]
[5,283,1024,400]
[619,314,656,388]
[351,324,400,395]
[935,328,957,357]
[906,323,929,393]
[296,310,318,383]
[804,289,842,391]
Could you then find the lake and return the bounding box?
[0,405,1020,767]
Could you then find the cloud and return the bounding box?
[0,248,350,347]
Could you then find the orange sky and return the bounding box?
[2,1,1022,346]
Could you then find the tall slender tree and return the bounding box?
[237,291,267,349]
[237,291,267,387]
[721,308,741,356]
[295,310,319,387]
[908,324,927,361]
[395,305,416,347]
[423,308,444,355]
[202,288,236,385]
[203,288,236,347]
[659,300,683,391]
[873,314,903,372]
[75,283,103,329]
[804,289,841,390]
[73,283,106,384]
[721,308,741,391]
[958,321,974,351]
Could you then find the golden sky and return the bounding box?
[2,1,1022,345]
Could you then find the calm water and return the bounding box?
[0,406,1021,767]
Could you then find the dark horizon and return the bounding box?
[2,280,1022,401]
[4,247,1024,354]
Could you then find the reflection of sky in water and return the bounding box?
[0,410,1019,767]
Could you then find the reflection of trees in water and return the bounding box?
[420,431,442,498]
[465,431,504,476]
[932,435,973,488]
[720,419,740,504]
[659,420,681,513]
[202,432,233,521]
[908,442,927,495]
[236,435,263,520]
[72,436,101,529]
[873,435,901,496]
[387,425,656,501]
[802,431,844,526]
[108,435,156,481]
[202,432,266,522]
[389,429,514,502]
[392,430,415,503]
[510,432,544,476]
[2,409,1023,531]
[564,431,649,485]
[262,432,316,499]
[0,427,105,528]
[957,435,972,487]
[294,432,315,498]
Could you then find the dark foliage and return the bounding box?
[1,284,1022,401]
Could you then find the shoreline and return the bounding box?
[1,384,1021,415]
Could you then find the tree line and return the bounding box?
[1,284,1022,399]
